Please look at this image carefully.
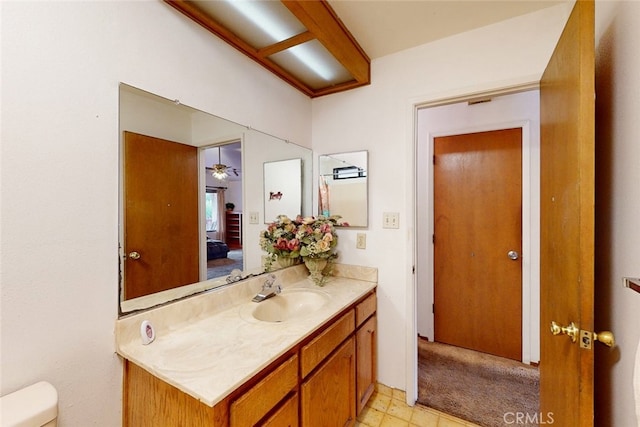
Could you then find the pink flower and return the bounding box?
[287,238,300,251]
[275,238,289,250]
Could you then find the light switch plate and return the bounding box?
[356,233,366,249]
[383,212,399,229]
[249,212,259,224]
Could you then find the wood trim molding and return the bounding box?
[282,0,370,84]
[164,0,370,97]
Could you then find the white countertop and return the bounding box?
[115,264,377,407]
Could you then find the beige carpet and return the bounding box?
[418,339,539,427]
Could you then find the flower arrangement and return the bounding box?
[297,215,340,259]
[259,215,302,270]
[260,214,341,272]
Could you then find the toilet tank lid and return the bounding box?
[1,381,58,427]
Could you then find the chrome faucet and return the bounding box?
[252,274,281,302]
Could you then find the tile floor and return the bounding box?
[356,383,481,427]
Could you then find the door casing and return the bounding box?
[409,88,542,406]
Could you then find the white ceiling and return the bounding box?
[327,0,567,59]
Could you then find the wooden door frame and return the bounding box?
[406,83,541,405]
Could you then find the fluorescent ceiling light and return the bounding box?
[226,0,336,81]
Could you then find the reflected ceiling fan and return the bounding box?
[210,146,240,180]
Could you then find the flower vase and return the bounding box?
[277,256,299,269]
[303,257,328,286]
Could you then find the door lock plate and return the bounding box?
[579,330,592,349]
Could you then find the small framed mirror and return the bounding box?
[318,151,368,227]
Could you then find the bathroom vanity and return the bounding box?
[116,264,377,426]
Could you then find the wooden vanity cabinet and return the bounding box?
[122,290,377,427]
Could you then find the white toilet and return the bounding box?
[0,381,58,427]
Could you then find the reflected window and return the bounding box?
[333,166,366,180]
[205,189,219,232]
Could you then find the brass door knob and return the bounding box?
[593,331,615,347]
[550,321,579,342]
[552,321,616,349]
[128,251,141,260]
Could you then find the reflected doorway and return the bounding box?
[203,141,244,279]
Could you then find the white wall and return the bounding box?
[416,90,541,364]
[312,2,571,395]
[0,1,310,425]
[594,1,640,425]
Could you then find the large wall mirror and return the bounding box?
[119,84,312,314]
[318,151,368,227]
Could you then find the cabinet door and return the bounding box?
[301,337,356,427]
[356,315,377,415]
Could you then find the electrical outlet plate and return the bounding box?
[356,233,366,249]
[249,212,259,224]
[383,212,399,229]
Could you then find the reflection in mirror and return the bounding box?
[119,83,312,315]
[318,151,368,227]
[264,158,302,223]
[204,142,243,280]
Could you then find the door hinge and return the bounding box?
[432,234,435,244]
[412,265,416,274]
[433,155,436,165]
[432,304,435,314]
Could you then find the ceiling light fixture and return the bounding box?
[226,0,335,81]
[212,146,229,180]
[164,0,370,97]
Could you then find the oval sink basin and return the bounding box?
[250,289,330,323]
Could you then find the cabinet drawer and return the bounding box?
[230,354,298,427]
[301,310,355,378]
[262,392,298,427]
[356,292,376,327]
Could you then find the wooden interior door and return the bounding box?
[539,0,595,424]
[434,128,523,361]
[123,131,199,300]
